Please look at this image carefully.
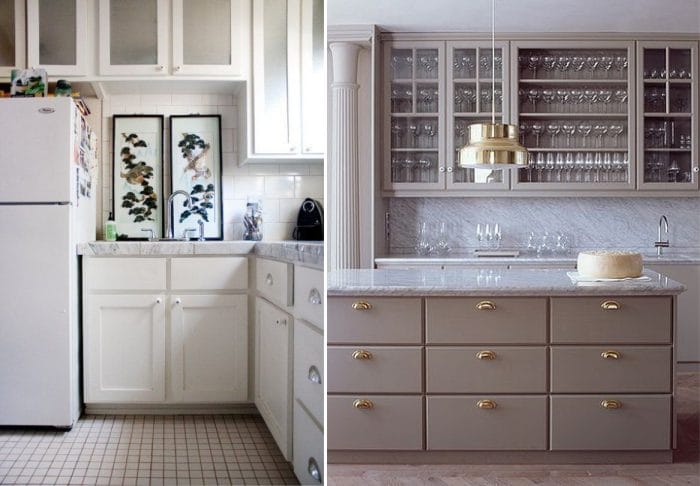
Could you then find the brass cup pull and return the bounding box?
[353,399,374,410]
[476,350,496,360]
[601,399,622,409]
[352,301,372,311]
[601,300,621,311]
[351,350,373,360]
[476,300,496,311]
[477,399,497,409]
[601,350,621,360]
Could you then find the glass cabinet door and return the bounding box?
[511,41,636,191]
[27,0,86,76]
[446,41,510,191]
[0,0,25,77]
[637,41,699,190]
[383,41,445,191]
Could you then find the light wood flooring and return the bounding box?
[328,372,700,486]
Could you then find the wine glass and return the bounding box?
[583,89,598,112]
[546,123,561,148]
[403,158,416,183]
[415,221,433,255]
[564,153,576,182]
[542,55,557,77]
[614,55,628,78]
[597,89,613,113]
[480,88,493,113]
[592,124,609,148]
[541,89,555,113]
[526,88,540,112]
[556,88,570,112]
[527,55,541,78]
[585,55,600,78]
[613,89,628,112]
[408,122,421,148]
[391,120,404,147]
[561,123,576,148]
[418,158,433,182]
[600,55,614,78]
[422,121,436,148]
[419,88,434,113]
[556,54,572,79]
[435,222,451,255]
[577,122,593,148]
[531,122,545,147]
[608,123,625,148]
[519,122,529,145]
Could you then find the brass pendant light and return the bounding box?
[458,0,528,169]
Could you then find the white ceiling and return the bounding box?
[328,0,700,33]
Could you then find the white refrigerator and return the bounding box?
[0,97,96,428]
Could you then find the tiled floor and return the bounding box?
[0,414,298,485]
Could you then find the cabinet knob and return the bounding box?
[351,301,372,311]
[439,166,446,173]
[601,350,621,360]
[601,300,621,311]
[174,65,182,71]
[175,298,182,305]
[693,166,699,173]
[307,457,322,483]
[265,273,274,286]
[156,65,164,71]
[156,298,162,304]
[601,399,622,409]
[353,398,374,410]
[447,166,454,173]
[275,318,287,326]
[289,146,297,152]
[476,350,496,360]
[351,349,373,360]
[476,399,497,409]
[308,288,322,305]
[475,300,496,311]
[307,365,322,384]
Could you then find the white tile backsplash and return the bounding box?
[99,93,323,240]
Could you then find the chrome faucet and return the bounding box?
[655,215,669,256]
[166,190,193,239]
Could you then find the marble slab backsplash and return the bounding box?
[388,198,700,253]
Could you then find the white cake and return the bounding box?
[577,251,643,279]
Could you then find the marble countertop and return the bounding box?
[78,241,324,269]
[327,268,686,296]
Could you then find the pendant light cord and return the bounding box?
[491,0,496,125]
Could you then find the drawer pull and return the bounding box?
[601,300,621,311]
[351,349,373,360]
[351,301,372,311]
[476,399,497,409]
[307,365,322,384]
[476,350,496,360]
[308,288,322,305]
[353,399,374,410]
[601,350,621,360]
[307,457,322,483]
[476,300,496,311]
[601,399,622,409]
[265,273,274,286]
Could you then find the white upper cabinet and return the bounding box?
[27,0,88,77]
[246,0,324,162]
[0,0,25,77]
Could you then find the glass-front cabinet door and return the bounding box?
[510,41,636,191]
[637,41,698,190]
[0,0,25,78]
[27,0,86,76]
[446,41,510,191]
[382,41,445,191]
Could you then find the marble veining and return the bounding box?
[327,268,685,296]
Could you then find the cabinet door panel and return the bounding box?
[0,0,25,75]
[300,0,324,155]
[27,0,86,76]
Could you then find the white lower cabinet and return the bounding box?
[255,297,293,460]
[293,400,324,484]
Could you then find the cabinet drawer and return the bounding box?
[327,297,422,344]
[551,346,672,393]
[327,395,423,450]
[294,265,324,328]
[328,346,422,393]
[427,346,546,393]
[427,396,547,450]
[86,258,166,291]
[294,320,324,424]
[293,401,324,485]
[426,297,547,344]
[171,257,247,291]
[550,395,671,450]
[551,297,672,343]
[256,259,293,307]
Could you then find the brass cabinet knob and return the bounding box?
[476,350,496,360]
[351,350,373,360]
[601,300,621,310]
[601,399,622,409]
[475,300,496,311]
[601,350,621,359]
[351,301,372,311]
[353,399,374,409]
[476,399,497,409]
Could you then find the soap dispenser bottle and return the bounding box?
[104,212,117,241]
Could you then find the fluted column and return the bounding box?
[329,42,361,270]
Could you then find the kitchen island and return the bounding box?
[327,267,685,464]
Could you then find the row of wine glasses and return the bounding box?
[390,51,439,79]
[519,87,628,113]
[525,152,629,183]
[644,154,693,183]
[391,119,439,148]
[454,86,503,112]
[452,51,503,79]
[476,223,502,249]
[525,231,571,255]
[415,221,451,256]
[391,156,437,183]
[390,86,439,113]
[643,67,692,79]
[519,121,626,149]
[519,51,628,79]
[643,120,691,148]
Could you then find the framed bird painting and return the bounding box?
[169,115,223,240]
[111,115,164,239]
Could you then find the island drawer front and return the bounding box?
[550,346,672,393]
[328,346,422,393]
[550,395,671,450]
[327,395,423,450]
[86,258,166,291]
[256,259,293,307]
[426,396,547,450]
[426,346,547,393]
[294,320,324,424]
[327,297,422,344]
[171,257,248,290]
[294,265,324,328]
[550,297,672,344]
[425,297,547,344]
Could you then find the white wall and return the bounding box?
[100,94,323,240]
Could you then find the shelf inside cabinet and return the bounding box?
[520,113,627,118]
[644,148,692,152]
[644,113,692,117]
[519,79,628,84]
[391,148,439,152]
[528,148,628,152]
[390,113,440,117]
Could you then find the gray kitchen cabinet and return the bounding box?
[0,0,25,77]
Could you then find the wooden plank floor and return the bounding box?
[328,372,700,486]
